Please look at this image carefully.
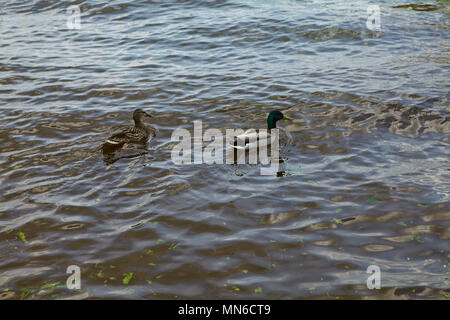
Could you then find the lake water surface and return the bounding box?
[0,0,449,299]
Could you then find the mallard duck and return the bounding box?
[103,109,155,152]
[231,110,291,150]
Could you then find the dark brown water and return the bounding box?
[0,0,449,300]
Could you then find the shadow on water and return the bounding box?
[392,4,441,12]
[102,143,150,165]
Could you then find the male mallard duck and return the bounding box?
[103,109,155,152]
[231,110,291,150]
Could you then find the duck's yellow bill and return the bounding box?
[283,116,291,121]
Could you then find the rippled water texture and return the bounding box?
[0,0,449,299]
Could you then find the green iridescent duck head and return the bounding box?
[267,110,290,130]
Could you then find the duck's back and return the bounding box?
[106,125,149,145]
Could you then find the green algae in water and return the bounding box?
[168,242,180,250]
[122,272,134,285]
[20,288,36,299]
[18,232,28,244]
[40,281,60,290]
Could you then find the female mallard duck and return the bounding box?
[231,110,291,150]
[103,109,155,153]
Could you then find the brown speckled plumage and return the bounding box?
[103,109,155,149]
